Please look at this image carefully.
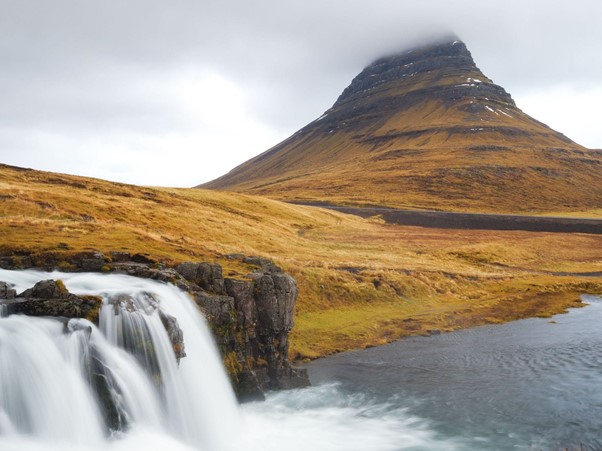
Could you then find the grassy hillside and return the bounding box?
[203,40,602,214]
[2,163,602,359]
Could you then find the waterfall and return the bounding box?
[0,269,240,451]
[0,268,463,451]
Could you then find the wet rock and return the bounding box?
[159,311,186,363]
[19,279,69,299]
[236,370,267,402]
[9,279,102,323]
[110,263,180,284]
[271,366,310,390]
[77,253,106,271]
[188,259,309,400]
[0,281,16,299]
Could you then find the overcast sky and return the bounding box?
[1,0,601,187]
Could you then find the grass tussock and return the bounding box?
[1,163,602,359]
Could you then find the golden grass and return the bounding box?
[2,164,602,359]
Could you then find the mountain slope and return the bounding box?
[202,39,602,213]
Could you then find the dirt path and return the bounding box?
[291,202,602,234]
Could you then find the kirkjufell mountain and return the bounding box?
[202,38,602,213]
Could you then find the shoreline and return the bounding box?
[290,289,592,361]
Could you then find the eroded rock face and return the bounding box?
[252,272,297,333]
[113,257,309,399]
[190,257,309,401]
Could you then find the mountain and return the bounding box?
[201,38,602,213]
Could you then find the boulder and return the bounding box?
[0,281,16,299]
[9,279,102,323]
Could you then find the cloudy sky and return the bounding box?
[1,0,601,187]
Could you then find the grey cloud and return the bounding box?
[1,0,601,185]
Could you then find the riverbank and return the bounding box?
[290,279,595,359]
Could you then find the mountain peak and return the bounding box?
[335,38,498,107]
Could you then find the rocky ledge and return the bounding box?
[0,252,309,400]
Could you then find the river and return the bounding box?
[302,294,602,450]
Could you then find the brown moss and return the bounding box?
[55,279,68,295]
[57,260,75,271]
[223,352,243,382]
[81,295,103,325]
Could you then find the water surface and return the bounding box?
[307,295,602,450]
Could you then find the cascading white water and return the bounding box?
[0,269,240,451]
[0,268,459,451]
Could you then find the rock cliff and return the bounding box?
[175,256,309,400]
[0,252,309,400]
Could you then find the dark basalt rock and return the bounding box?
[0,281,16,299]
[175,262,226,294]
[159,310,186,363]
[243,256,283,274]
[19,279,70,299]
[7,279,102,322]
[109,262,181,284]
[337,40,477,104]
[251,272,296,333]
[77,252,107,271]
[190,256,309,401]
